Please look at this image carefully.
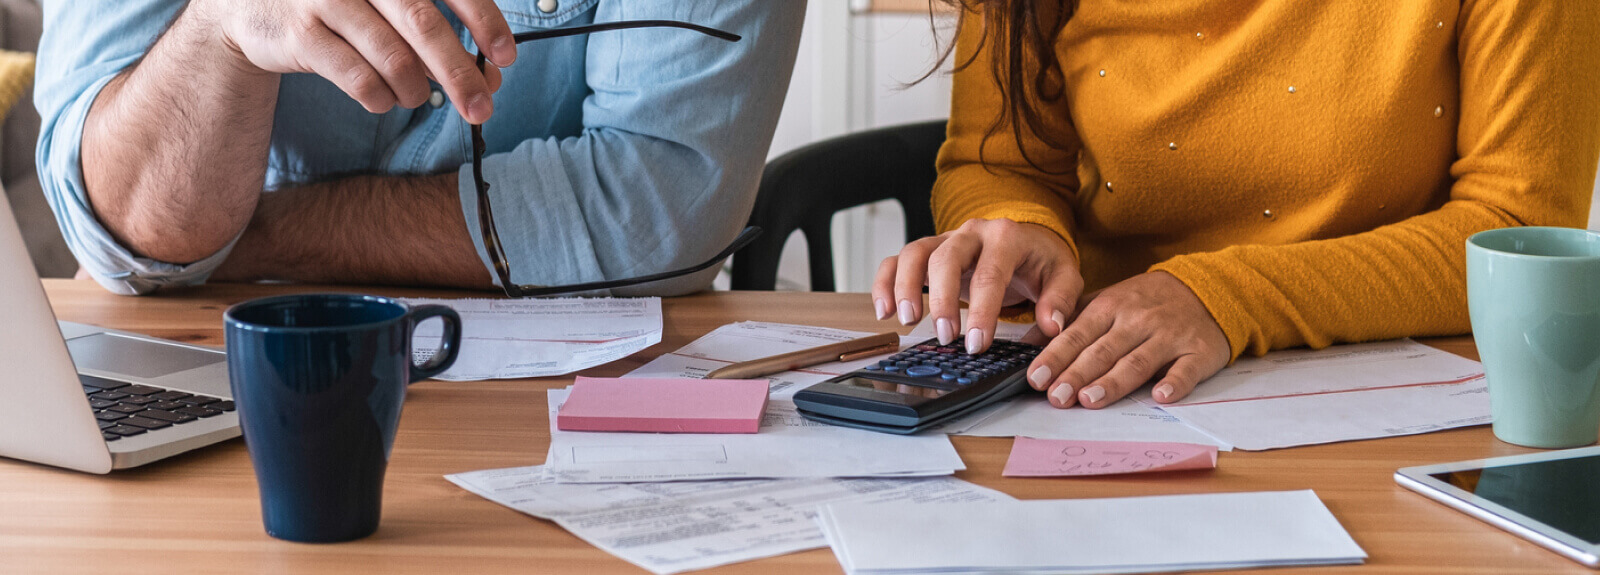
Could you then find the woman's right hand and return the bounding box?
[871,218,1084,356]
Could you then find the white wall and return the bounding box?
[1591,173,1599,230]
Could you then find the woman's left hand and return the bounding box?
[1024,271,1232,409]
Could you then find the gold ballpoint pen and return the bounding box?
[705,332,901,380]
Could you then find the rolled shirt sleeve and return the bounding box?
[35,0,236,295]
[458,0,807,296]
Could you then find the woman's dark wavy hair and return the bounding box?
[922,0,1074,172]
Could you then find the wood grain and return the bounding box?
[0,279,1579,573]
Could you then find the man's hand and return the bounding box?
[872,218,1085,352]
[197,0,516,123]
[1026,271,1231,409]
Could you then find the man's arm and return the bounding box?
[451,0,810,296]
[38,0,510,293]
[82,4,277,264]
[211,174,492,289]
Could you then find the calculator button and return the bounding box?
[957,377,974,385]
[883,365,902,372]
[941,372,959,380]
[863,364,882,371]
[905,365,942,378]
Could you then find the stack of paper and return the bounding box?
[1134,339,1489,450]
[404,297,662,381]
[542,389,966,483]
[816,490,1366,574]
[447,465,1013,575]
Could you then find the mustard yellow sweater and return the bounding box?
[933,0,1600,361]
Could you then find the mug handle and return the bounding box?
[407,305,463,383]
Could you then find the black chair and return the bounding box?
[731,120,947,291]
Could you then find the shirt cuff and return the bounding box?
[456,138,608,294]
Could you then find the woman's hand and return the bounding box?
[871,218,1084,352]
[1026,271,1231,409]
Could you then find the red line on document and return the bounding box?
[1173,374,1485,407]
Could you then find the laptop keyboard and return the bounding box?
[80,374,233,442]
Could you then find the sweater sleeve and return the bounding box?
[1151,0,1600,361]
[931,9,1083,259]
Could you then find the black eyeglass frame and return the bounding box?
[469,21,757,298]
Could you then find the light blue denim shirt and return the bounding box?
[35,0,805,295]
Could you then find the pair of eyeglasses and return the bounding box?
[468,21,759,298]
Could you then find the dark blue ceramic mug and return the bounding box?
[224,294,462,543]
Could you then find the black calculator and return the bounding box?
[793,337,1043,434]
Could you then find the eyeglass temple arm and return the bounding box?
[505,226,763,298]
[509,20,740,44]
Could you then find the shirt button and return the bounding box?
[428,89,445,109]
[537,0,558,13]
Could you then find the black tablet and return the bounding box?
[1396,445,1600,568]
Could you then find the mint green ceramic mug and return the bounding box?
[1466,227,1600,449]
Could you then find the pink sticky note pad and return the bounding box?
[1002,438,1218,477]
[557,376,769,434]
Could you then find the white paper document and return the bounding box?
[446,465,1012,575]
[543,389,965,483]
[404,297,662,381]
[954,396,1232,449]
[816,490,1366,575]
[625,321,914,398]
[1136,339,1489,450]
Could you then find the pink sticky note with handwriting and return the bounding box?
[557,376,769,433]
[1002,438,1218,477]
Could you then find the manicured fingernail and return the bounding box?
[1080,386,1106,405]
[1051,310,1066,333]
[936,317,955,345]
[1028,366,1052,389]
[874,298,891,320]
[1050,384,1074,406]
[468,93,493,124]
[898,300,916,326]
[492,35,516,66]
[1153,383,1174,402]
[965,328,984,355]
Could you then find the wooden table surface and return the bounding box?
[1,279,1581,574]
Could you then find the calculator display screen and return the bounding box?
[831,377,958,399]
[1429,454,1600,545]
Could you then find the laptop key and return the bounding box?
[177,395,220,406]
[147,401,186,411]
[95,411,130,422]
[98,420,117,430]
[118,416,172,430]
[108,404,147,414]
[120,395,158,405]
[212,401,235,412]
[105,424,149,436]
[175,406,223,418]
[120,385,164,396]
[79,375,130,390]
[89,391,129,401]
[137,409,196,424]
[89,399,118,410]
[103,433,121,441]
[148,391,192,402]
[82,385,100,394]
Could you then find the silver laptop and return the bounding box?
[1,198,238,473]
